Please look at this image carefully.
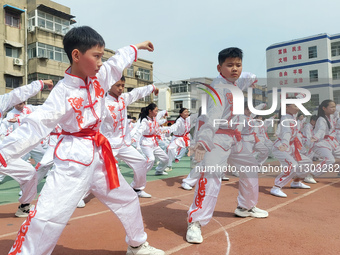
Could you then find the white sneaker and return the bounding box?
[304,174,317,184]
[290,181,310,189]
[15,204,34,218]
[126,241,164,255]
[221,176,229,181]
[136,190,152,198]
[77,199,86,208]
[270,186,287,198]
[155,171,168,176]
[164,166,173,172]
[181,182,193,190]
[186,221,203,243]
[234,206,268,218]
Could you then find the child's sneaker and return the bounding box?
[181,182,193,190]
[155,171,168,176]
[234,206,268,218]
[175,159,179,163]
[304,174,317,184]
[136,190,152,198]
[290,181,310,189]
[15,204,33,218]
[126,241,164,255]
[77,199,86,208]
[186,221,203,243]
[164,166,172,172]
[270,186,287,198]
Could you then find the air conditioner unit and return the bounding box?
[13,58,23,66]
[135,71,141,77]
[28,26,35,32]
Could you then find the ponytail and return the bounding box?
[140,103,157,121]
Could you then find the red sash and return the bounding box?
[62,129,119,190]
[174,132,190,147]
[216,129,242,142]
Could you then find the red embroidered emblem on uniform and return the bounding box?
[68,97,84,129]
[108,105,118,131]
[93,80,104,98]
[9,207,37,255]
[188,173,207,222]
[279,159,293,181]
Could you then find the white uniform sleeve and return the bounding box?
[123,84,155,106]
[0,80,43,115]
[0,84,66,163]
[250,103,267,118]
[97,45,137,92]
[313,117,327,142]
[132,118,147,142]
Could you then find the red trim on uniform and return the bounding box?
[197,140,211,152]
[39,80,44,91]
[130,45,138,62]
[0,153,7,167]
[188,173,207,223]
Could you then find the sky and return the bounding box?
[55,0,340,84]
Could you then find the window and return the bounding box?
[308,46,317,59]
[310,94,319,106]
[127,66,134,77]
[5,46,20,58]
[171,84,189,94]
[29,10,70,35]
[331,42,340,57]
[309,70,318,82]
[191,100,197,109]
[138,68,150,81]
[5,10,20,28]
[127,88,133,92]
[333,66,340,80]
[175,101,183,109]
[5,75,22,89]
[333,90,340,104]
[28,43,69,63]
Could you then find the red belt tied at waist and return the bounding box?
[290,137,302,161]
[324,135,335,140]
[61,129,119,190]
[174,132,190,147]
[215,129,242,142]
[143,134,162,146]
[251,132,260,143]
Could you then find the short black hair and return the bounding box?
[310,115,318,122]
[218,47,243,65]
[63,26,105,64]
[121,75,126,82]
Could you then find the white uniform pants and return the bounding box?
[112,144,148,190]
[0,158,37,204]
[9,147,147,255]
[312,145,340,177]
[272,148,312,188]
[35,145,55,183]
[22,144,46,166]
[187,145,259,226]
[142,145,169,173]
[243,140,269,166]
[167,140,184,167]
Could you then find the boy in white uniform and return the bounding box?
[101,75,159,198]
[186,47,268,244]
[0,26,163,255]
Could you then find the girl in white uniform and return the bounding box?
[165,108,191,171]
[270,104,312,198]
[311,100,340,176]
[133,103,169,176]
[1,27,163,255]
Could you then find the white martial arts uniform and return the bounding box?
[272,114,312,188]
[166,116,191,167]
[101,84,156,190]
[1,46,148,255]
[133,116,169,174]
[5,104,47,164]
[0,81,44,204]
[188,73,260,226]
[311,115,340,176]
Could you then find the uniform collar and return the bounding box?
[63,67,98,88]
